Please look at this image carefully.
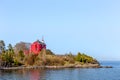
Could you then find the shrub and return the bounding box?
[75,52,97,64]
[24,53,37,66]
[46,55,65,66]
[0,50,14,67]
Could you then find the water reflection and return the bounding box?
[30,69,42,80]
[0,69,46,80]
[0,67,120,80]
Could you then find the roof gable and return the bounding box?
[33,40,46,45]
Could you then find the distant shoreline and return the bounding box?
[0,63,112,70]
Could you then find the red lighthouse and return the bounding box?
[30,39,46,55]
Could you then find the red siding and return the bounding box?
[30,41,46,55]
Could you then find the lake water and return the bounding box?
[0,61,120,80]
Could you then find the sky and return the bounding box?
[0,0,120,61]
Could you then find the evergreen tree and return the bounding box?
[0,40,5,53]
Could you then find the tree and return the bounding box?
[7,44,14,54]
[0,40,5,53]
[46,49,54,55]
[8,44,13,51]
[14,42,31,54]
[0,50,14,67]
[75,52,82,62]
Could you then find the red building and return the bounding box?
[30,40,46,55]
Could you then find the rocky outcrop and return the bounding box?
[0,63,112,70]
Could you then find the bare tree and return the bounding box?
[14,42,31,54]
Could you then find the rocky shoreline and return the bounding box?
[0,63,112,70]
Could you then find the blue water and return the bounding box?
[0,61,120,80]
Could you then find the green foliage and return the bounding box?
[1,51,14,63]
[0,40,5,52]
[18,50,25,60]
[46,49,54,55]
[75,52,83,62]
[13,57,22,66]
[75,52,97,64]
[12,50,25,66]
[0,50,14,67]
[0,40,99,67]
[8,44,13,51]
[7,44,14,54]
[64,53,75,64]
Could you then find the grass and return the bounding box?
[0,49,99,67]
